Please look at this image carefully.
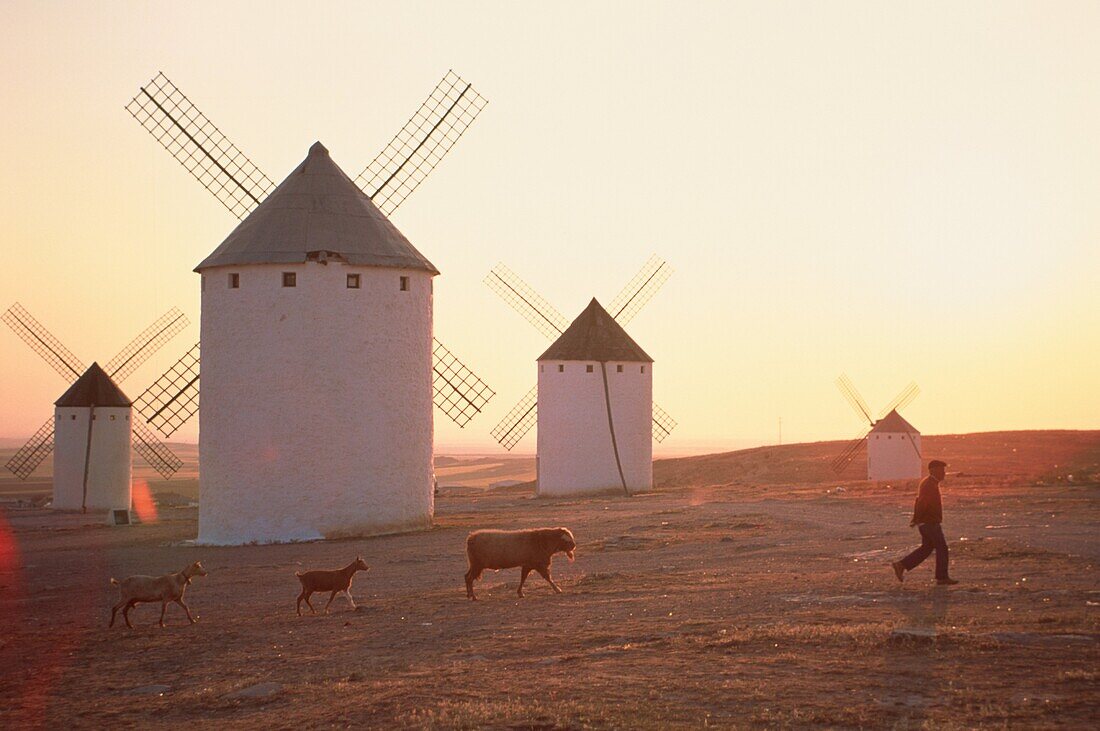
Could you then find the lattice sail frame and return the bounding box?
[608,255,674,327]
[484,257,678,449]
[357,70,488,215]
[5,417,55,481]
[126,72,275,220]
[104,307,189,383]
[134,343,200,438]
[132,421,184,479]
[433,339,496,428]
[491,386,538,451]
[2,303,84,381]
[485,264,569,339]
[831,430,870,475]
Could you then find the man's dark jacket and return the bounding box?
[910,476,943,526]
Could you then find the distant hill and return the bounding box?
[654,430,1100,488]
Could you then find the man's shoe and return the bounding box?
[891,561,905,583]
[936,577,959,585]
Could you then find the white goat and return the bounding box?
[109,561,207,629]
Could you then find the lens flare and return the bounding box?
[131,479,158,523]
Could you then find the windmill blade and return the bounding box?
[484,264,570,339]
[433,339,495,428]
[132,421,183,480]
[652,402,678,443]
[877,382,920,420]
[126,72,276,220]
[103,307,189,384]
[607,255,673,327]
[2,303,84,381]
[835,374,874,426]
[356,70,488,215]
[133,342,200,438]
[831,430,870,475]
[491,386,538,451]
[5,417,55,481]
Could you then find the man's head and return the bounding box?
[928,460,947,480]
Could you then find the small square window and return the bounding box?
[558,364,564,373]
[110,414,116,421]
[228,272,239,288]
[540,364,544,372]
[400,276,409,291]
[347,273,361,289]
[641,365,646,373]
[283,272,296,287]
[616,364,623,373]
[71,414,76,420]
[586,365,594,373]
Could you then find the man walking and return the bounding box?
[892,459,958,585]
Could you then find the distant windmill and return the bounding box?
[3,303,187,513]
[126,71,494,544]
[832,374,922,480]
[485,256,677,496]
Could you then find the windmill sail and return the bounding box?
[5,417,55,480]
[491,386,538,451]
[132,420,183,480]
[831,430,870,475]
[608,255,673,327]
[133,342,200,438]
[836,373,874,425]
[2,303,84,381]
[485,264,570,339]
[652,403,677,443]
[103,307,189,384]
[126,72,276,219]
[878,382,920,420]
[356,70,488,215]
[432,339,496,428]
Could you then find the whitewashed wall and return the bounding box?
[53,406,132,512]
[198,262,434,545]
[536,360,652,497]
[867,431,922,481]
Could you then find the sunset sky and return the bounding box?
[0,1,1097,455]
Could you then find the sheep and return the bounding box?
[109,561,207,629]
[295,556,369,616]
[464,527,576,600]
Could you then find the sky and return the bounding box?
[0,1,1097,456]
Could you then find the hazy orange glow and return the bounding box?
[131,479,158,523]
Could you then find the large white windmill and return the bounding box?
[3,304,188,518]
[126,72,495,544]
[832,374,922,481]
[485,257,677,496]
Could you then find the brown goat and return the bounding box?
[465,527,576,600]
[295,556,369,616]
[109,561,207,629]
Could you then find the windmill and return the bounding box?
[126,71,494,544]
[485,256,677,496]
[3,303,188,512]
[832,374,922,480]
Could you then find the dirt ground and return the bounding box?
[0,431,1097,729]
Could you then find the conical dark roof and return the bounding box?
[870,409,919,434]
[194,142,438,274]
[538,299,653,363]
[55,363,132,407]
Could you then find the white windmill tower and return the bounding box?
[485,257,677,496]
[832,375,922,481]
[126,72,495,544]
[3,304,188,520]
